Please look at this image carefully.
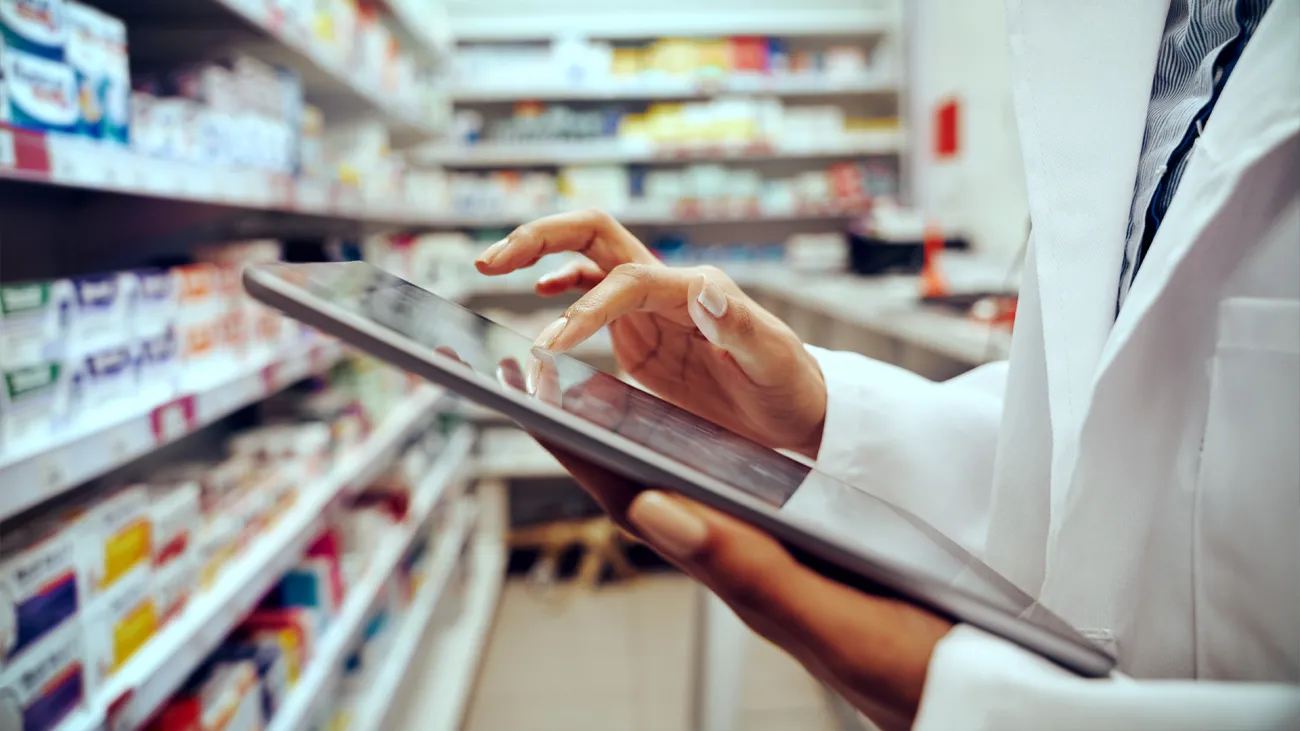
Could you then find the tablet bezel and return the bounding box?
[244,262,1116,679]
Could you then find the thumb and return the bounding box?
[686,272,795,387]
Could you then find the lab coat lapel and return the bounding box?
[1093,0,1300,373]
[1003,0,1168,531]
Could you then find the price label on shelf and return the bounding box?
[150,394,198,445]
[0,129,15,169]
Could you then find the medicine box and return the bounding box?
[0,528,79,669]
[0,620,87,731]
[68,343,137,412]
[0,44,76,134]
[69,273,133,352]
[0,0,65,60]
[0,361,69,451]
[0,280,73,367]
[82,565,156,693]
[67,485,152,599]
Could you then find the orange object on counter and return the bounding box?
[919,223,949,299]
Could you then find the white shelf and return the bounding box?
[0,127,437,226]
[418,130,904,167]
[55,387,446,731]
[449,7,897,41]
[349,502,479,731]
[451,73,896,103]
[394,524,507,731]
[436,202,873,229]
[0,338,343,522]
[266,424,476,731]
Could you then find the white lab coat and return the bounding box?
[796,1,1300,728]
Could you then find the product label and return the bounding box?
[0,282,50,315]
[3,363,58,400]
[109,596,155,671]
[136,269,173,303]
[85,345,131,378]
[72,274,119,312]
[101,518,149,589]
[0,534,78,661]
[0,0,66,51]
[0,49,77,129]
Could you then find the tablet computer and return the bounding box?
[244,260,1116,678]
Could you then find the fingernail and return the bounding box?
[697,275,727,318]
[534,316,568,351]
[525,358,541,395]
[628,492,707,560]
[478,238,509,263]
[537,270,562,285]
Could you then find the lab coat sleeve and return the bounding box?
[914,626,1300,731]
[804,346,1007,556]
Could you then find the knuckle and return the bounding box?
[730,306,757,337]
[580,208,616,229]
[611,262,651,282]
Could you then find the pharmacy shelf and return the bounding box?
[436,202,873,229]
[450,7,897,41]
[0,125,428,225]
[93,0,432,143]
[0,338,343,522]
[417,130,904,167]
[474,427,566,480]
[215,0,432,141]
[396,516,507,731]
[267,432,477,731]
[55,388,446,731]
[350,501,480,731]
[381,0,454,63]
[451,73,897,103]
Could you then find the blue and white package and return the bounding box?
[0,45,76,133]
[0,529,80,669]
[69,273,130,351]
[68,343,136,411]
[0,0,66,61]
[0,621,86,731]
[129,268,176,338]
[62,0,102,138]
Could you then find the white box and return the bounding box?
[66,486,152,600]
[67,342,136,412]
[0,620,87,731]
[0,360,69,451]
[130,268,176,339]
[82,565,156,694]
[68,272,132,353]
[0,280,73,367]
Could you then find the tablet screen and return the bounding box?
[269,262,1064,627]
[296,261,812,507]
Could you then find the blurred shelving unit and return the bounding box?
[0,3,511,731]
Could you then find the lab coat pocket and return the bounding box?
[1193,297,1300,682]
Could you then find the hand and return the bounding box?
[531,437,953,725]
[475,209,828,457]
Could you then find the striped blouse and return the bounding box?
[1117,0,1272,310]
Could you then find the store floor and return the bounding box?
[463,574,840,731]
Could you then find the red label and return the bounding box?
[934,98,960,159]
[150,395,198,445]
[261,362,283,394]
[2,124,52,175]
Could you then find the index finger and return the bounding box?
[474,209,659,275]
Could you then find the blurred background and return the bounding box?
[0,1,1029,730]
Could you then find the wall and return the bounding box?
[907,0,1029,261]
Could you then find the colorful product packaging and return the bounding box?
[83,565,156,693]
[0,361,69,451]
[67,486,152,598]
[69,273,133,352]
[0,0,65,60]
[0,620,87,731]
[0,44,77,133]
[0,528,79,669]
[0,279,73,367]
